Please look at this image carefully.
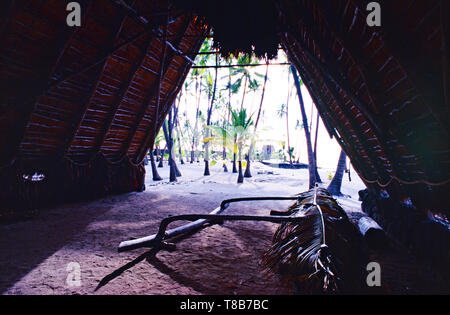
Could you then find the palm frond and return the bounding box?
[262,188,367,294]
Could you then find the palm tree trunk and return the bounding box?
[232,137,238,173]
[169,110,181,178]
[222,147,228,172]
[177,130,184,164]
[328,150,347,196]
[244,152,252,177]
[286,99,293,165]
[244,63,268,178]
[224,67,232,172]
[162,120,176,182]
[237,145,244,183]
[163,107,181,181]
[191,75,201,163]
[158,145,165,168]
[173,104,184,165]
[204,54,218,176]
[240,75,248,110]
[149,146,162,181]
[291,65,317,188]
[313,110,322,183]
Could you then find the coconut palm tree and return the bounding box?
[231,55,256,110]
[162,105,181,182]
[328,150,347,196]
[206,107,253,183]
[230,108,253,183]
[244,63,269,178]
[276,103,292,164]
[291,65,321,188]
[203,53,218,176]
[173,93,184,165]
[148,129,162,181]
[226,55,258,172]
[189,39,211,164]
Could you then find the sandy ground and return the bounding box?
[0,161,366,295]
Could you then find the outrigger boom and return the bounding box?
[118,196,298,252]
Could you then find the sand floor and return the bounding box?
[0,161,367,295]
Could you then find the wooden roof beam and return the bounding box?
[135,27,209,163]
[300,47,393,182]
[283,40,371,183]
[312,1,421,180]
[111,0,194,65]
[290,10,384,139]
[191,63,290,69]
[62,8,130,158]
[284,29,391,183]
[89,35,155,161]
[117,11,173,161]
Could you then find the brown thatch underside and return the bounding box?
[0,0,449,225]
[0,0,208,211]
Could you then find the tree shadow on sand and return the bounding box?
[95,228,216,294]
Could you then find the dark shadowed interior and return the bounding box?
[0,0,448,294]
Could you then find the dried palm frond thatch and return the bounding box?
[262,186,368,294]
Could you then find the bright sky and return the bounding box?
[177,50,344,170]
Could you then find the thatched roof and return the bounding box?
[278,0,449,217]
[0,0,449,221]
[0,0,207,170]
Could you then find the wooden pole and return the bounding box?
[191,62,290,69]
[118,16,190,160]
[118,196,298,252]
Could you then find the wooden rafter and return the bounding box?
[118,14,187,160]
[310,1,414,180]
[89,34,155,160]
[302,48,393,182]
[134,25,208,163]
[35,23,158,100]
[62,8,130,158]
[191,63,290,68]
[283,39,374,184]
[313,1,382,114]
[285,12,406,180]
[284,28,390,183]
[289,14,384,139]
